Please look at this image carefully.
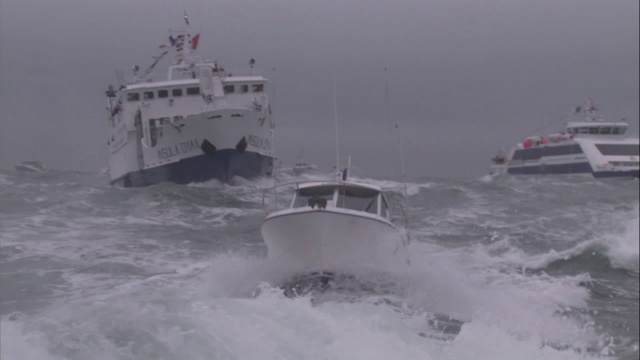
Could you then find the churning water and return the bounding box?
[1,169,638,359]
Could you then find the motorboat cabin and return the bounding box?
[284,181,390,220]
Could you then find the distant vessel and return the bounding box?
[104,13,274,187]
[15,160,46,173]
[261,169,409,276]
[490,98,639,179]
[292,154,318,175]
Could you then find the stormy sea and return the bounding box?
[1,169,638,360]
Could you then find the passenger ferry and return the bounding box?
[490,98,639,179]
[104,14,274,187]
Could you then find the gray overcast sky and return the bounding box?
[1,0,638,178]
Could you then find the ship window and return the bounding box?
[595,144,640,156]
[578,127,589,134]
[143,91,154,100]
[294,186,335,208]
[599,127,612,134]
[127,93,140,101]
[616,127,627,135]
[252,84,264,92]
[158,89,169,98]
[589,127,599,134]
[240,85,249,93]
[186,87,200,95]
[223,85,235,93]
[172,88,183,97]
[337,187,379,214]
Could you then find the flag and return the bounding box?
[341,168,348,181]
[191,33,200,50]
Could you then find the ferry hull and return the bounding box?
[505,163,637,179]
[506,162,592,175]
[262,209,406,274]
[111,149,273,187]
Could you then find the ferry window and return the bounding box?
[186,87,200,95]
[337,187,379,214]
[158,89,169,98]
[240,85,249,93]
[127,93,140,101]
[595,144,640,156]
[619,127,627,135]
[223,85,235,93]
[589,127,599,134]
[143,91,154,100]
[252,84,264,92]
[172,88,183,97]
[294,186,335,208]
[579,127,589,134]
[599,127,611,134]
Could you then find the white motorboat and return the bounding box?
[104,13,275,187]
[15,160,46,173]
[490,98,639,179]
[261,172,409,276]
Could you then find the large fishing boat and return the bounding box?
[490,98,639,179]
[104,13,274,187]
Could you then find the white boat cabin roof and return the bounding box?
[296,181,382,192]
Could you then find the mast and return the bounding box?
[333,70,340,178]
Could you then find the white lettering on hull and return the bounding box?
[157,138,200,160]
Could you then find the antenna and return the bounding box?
[333,69,340,176]
[271,67,277,182]
[384,67,408,198]
[384,67,411,259]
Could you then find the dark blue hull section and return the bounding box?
[112,150,273,187]
[507,162,592,175]
[593,169,639,179]
[507,162,638,179]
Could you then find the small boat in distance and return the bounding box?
[292,155,318,175]
[15,160,46,173]
[261,167,409,277]
[490,98,639,179]
[104,13,275,187]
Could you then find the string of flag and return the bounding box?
[145,30,200,74]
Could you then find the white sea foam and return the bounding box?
[603,206,640,272]
[1,253,609,360]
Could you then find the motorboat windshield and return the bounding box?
[290,182,389,219]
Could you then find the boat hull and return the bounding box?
[261,209,407,274]
[15,162,46,173]
[111,149,273,187]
